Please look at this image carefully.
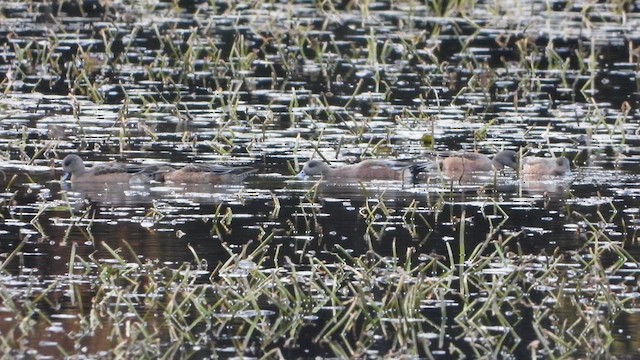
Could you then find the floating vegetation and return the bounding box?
[0,205,637,358]
[0,0,639,358]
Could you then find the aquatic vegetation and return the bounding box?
[0,0,639,358]
[0,198,638,358]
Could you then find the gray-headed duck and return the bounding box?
[296,159,416,181]
[61,154,155,184]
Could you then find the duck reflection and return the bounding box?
[61,181,153,206]
[62,180,252,207]
[150,183,252,205]
[520,174,573,197]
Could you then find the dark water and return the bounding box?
[0,0,640,358]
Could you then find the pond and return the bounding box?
[0,0,640,358]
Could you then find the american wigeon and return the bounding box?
[414,150,518,177]
[522,156,571,176]
[441,150,518,173]
[61,154,155,184]
[158,163,256,184]
[296,159,416,181]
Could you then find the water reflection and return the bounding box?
[62,182,153,206]
[520,175,573,196]
[1,0,640,357]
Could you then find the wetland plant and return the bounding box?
[0,202,638,358]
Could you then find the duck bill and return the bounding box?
[61,172,71,182]
[295,170,308,179]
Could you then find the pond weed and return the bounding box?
[0,0,639,357]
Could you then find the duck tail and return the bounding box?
[138,165,174,182]
[411,159,437,175]
[235,167,259,180]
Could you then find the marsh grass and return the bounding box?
[0,0,639,358]
[2,187,636,358]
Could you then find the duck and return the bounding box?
[414,150,518,177]
[61,154,155,184]
[522,156,571,176]
[158,163,257,184]
[440,150,518,174]
[296,159,417,181]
